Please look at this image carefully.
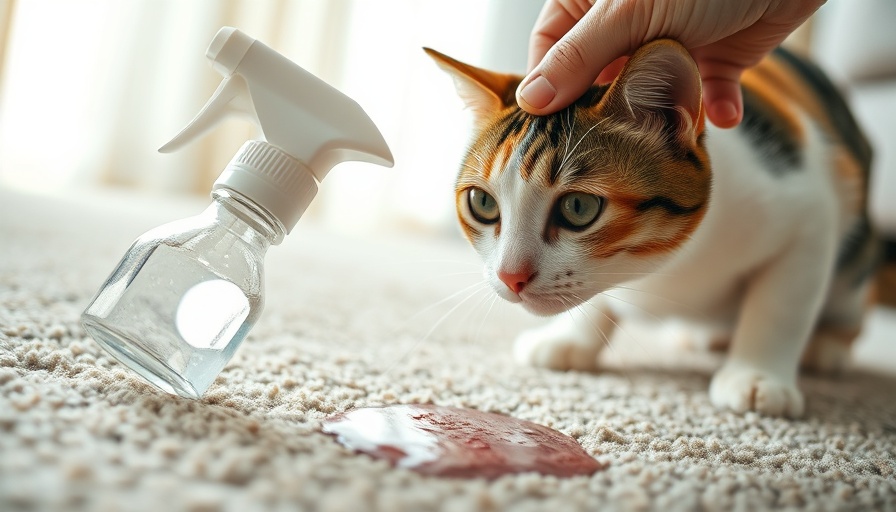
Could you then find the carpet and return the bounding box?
[1,188,895,512]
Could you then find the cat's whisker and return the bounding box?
[601,287,698,315]
[561,295,614,355]
[599,291,666,324]
[576,263,678,284]
[392,279,490,333]
[585,281,700,314]
[408,258,481,269]
[572,256,669,274]
[423,270,484,284]
[560,106,576,169]
[570,292,652,360]
[473,293,501,345]
[556,295,634,385]
[577,271,677,278]
[561,146,605,172]
[382,281,492,375]
[557,150,609,181]
[580,255,675,274]
[456,282,498,332]
[558,118,609,173]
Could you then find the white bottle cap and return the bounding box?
[213,141,318,234]
[159,27,393,235]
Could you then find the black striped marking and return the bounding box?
[495,110,528,147]
[772,47,873,175]
[489,85,614,184]
[739,87,802,174]
[636,196,704,215]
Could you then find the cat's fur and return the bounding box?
[426,40,878,417]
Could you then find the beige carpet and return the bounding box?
[1,188,895,512]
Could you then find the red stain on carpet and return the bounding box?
[322,404,605,479]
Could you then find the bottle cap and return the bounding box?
[213,141,318,233]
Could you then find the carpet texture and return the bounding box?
[1,189,895,512]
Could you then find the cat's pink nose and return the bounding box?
[498,268,536,294]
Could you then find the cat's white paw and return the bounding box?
[513,321,602,372]
[709,363,804,417]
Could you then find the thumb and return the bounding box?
[517,19,625,115]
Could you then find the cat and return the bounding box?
[425,39,878,417]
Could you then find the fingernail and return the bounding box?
[710,100,738,127]
[519,75,556,110]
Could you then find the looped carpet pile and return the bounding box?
[1,188,894,511]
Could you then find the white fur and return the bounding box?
[438,40,862,417]
[484,117,857,417]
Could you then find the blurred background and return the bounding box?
[0,0,893,243]
[0,0,545,238]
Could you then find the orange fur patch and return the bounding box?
[741,64,805,144]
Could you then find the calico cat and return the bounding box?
[425,39,877,417]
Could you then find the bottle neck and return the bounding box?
[211,188,287,247]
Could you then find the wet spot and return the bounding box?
[321,404,605,479]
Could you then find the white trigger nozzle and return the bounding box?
[156,26,393,235]
[158,26,394,181]
[159,75,252,154]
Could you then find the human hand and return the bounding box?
[517,0,825,127]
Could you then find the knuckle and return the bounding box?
[549,38,589,75]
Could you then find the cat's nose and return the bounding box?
[498,268,536,294]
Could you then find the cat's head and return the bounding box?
[427,40,710,316]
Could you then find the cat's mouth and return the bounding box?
[489,271,589,316]
[513,291,584,317]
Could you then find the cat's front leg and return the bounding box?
[513,298,616,371]
[709,234,836,417]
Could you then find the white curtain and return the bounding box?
[0,0,546,235]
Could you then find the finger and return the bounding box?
[702,77,743,128]
[527,1,581,71]
[696,58,746,128]
[518,8,632,115]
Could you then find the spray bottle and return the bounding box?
[81,27,393,399]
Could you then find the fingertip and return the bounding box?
[517,75,557,112]
[702,76,744,128]
[517,74,590,115]
[707,99,741,128]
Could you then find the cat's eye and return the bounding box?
[468,187,500,224]
[557,192,603,230]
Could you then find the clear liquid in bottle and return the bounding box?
[82,191,274,398]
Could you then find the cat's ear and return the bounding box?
[424,48,518,130]
[599,40,705,145]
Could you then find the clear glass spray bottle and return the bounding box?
[81,27,393,399]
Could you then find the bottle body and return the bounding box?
[81,190,282,398]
